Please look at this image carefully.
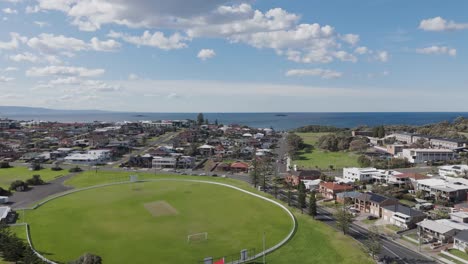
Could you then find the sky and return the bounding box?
[0,0,467,112]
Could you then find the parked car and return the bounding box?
[367,215,378,220]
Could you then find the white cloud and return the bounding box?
[108,31,188,50]
[285,68,342,79]
[27,33,120,54]
[375,51,389,62]
[0,76,14,82]
[26,5,40,13]
[3,67,18,71]
[1,0,22,3]
[2,8,18,14]
[197,49,216,60]
[34,21,49,27]
[416,46,457,56]
[128,73,139,80]
[90,37,121,51]
[419,16,468,31]
[10,52,40,63]
[334,51,357,62]
[0,32,26,50]
[354,46,369,55]
[26,65,105,77]
[340,34,359,46]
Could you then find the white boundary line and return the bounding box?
[17,179,297,264]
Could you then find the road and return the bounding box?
[274,133,289,175]
[315,207,436,264]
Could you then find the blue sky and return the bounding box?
[0,0,467,112]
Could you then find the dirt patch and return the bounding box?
[144,201,178,217]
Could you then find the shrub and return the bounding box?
[9,180,28,192]
[26,175,44,186]
[29,163,42,171]
[0,187,11,196]
[0,161,11,169]
[51,166,63,171]
[402,194,415,202]
[69,166,83,173]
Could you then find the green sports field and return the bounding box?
[0,167,66,189]
[25,181,293,263]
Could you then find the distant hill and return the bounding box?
[0,106,110,116]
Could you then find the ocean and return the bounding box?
[7,112,468,131]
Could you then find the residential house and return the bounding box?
[439,165,468,178]
[381,204,426,229]
[318,182,354,200]
[198,144,215,156]
[416,177,468,202]
[64,149,111,165]
[453,230,468,252]
[152,155,195,169]
[336,191,361,204]
[417,220,459,244]
[343,167,382,183]
[401,148,457,164]
[230,161,249,173]
[430,138,466,150]
[286,170,322,186]
[387,144,405,155]
[0,206,11,223]
[354,193,399,217]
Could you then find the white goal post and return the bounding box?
[187,232,208,243]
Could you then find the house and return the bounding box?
[318,182,354,200]
[439,165,468,178]
[417,220,459,244]
[198,144,215,156]
[401,148,457,164]
[64,149,111,165]
[453,230,468,252]
[387,144,405,155]
[387,173,412,186]
[393,132,414,144]
[450,212,468,224]
[343,167,382,183]
[336,191,361,204]
[286,170,322,186]
[230,162,249,173]
[415,177,468,202]
[381,204,426,229]
[354,193,399,217]
[0,206,11,223]
[152,156,195,169]
[301,179,321,191]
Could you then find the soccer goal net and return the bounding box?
[187,232,208,243]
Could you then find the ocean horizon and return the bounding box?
[6,112,468,131]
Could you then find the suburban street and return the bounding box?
[315,207,436,264]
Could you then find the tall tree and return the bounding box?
[250,154,260,188]
[367,225,382,260]
[197,113,204,126]
[334,203,354,235]
[298,181,307,209]
[308,191,317,218]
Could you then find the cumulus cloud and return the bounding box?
[0,32,26,50]
[27,33,120,54]
[419,16,468,31]
[340,34,359,46]
[354,46,369,55]
[197,49,216,60]
[3,67,18,71]
[416,46,457,56]
[285,68,342,79]
[10,52,62,64]
[108,31,188,50]
[375,51,389,62]
[0,76,14,82]
[34,21,49,27]
[26,5,40,13]
[2,8,18,14]
[128,73,139,80]
[26,65,105,77]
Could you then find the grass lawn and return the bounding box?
[402,236,419,246]
[266,211,373,264]
[385,225,401,232]
[0,167,66,189]
[294,132,359,170]
[439,253,464,264]
[362,219,378,225]
[448,249,468,261]
[25,181,293,263]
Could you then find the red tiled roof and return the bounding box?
[319,182,353,191]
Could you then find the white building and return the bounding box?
[152,155,195,169]
[401,148,457,164]
[0,206,11,222]
[342,167,383,182]
[416,177,468,202]
[439,165,468,178]
[64,149,112,165]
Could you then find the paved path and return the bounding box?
[8,174,75,209]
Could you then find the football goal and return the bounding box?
[187,232,208,243]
